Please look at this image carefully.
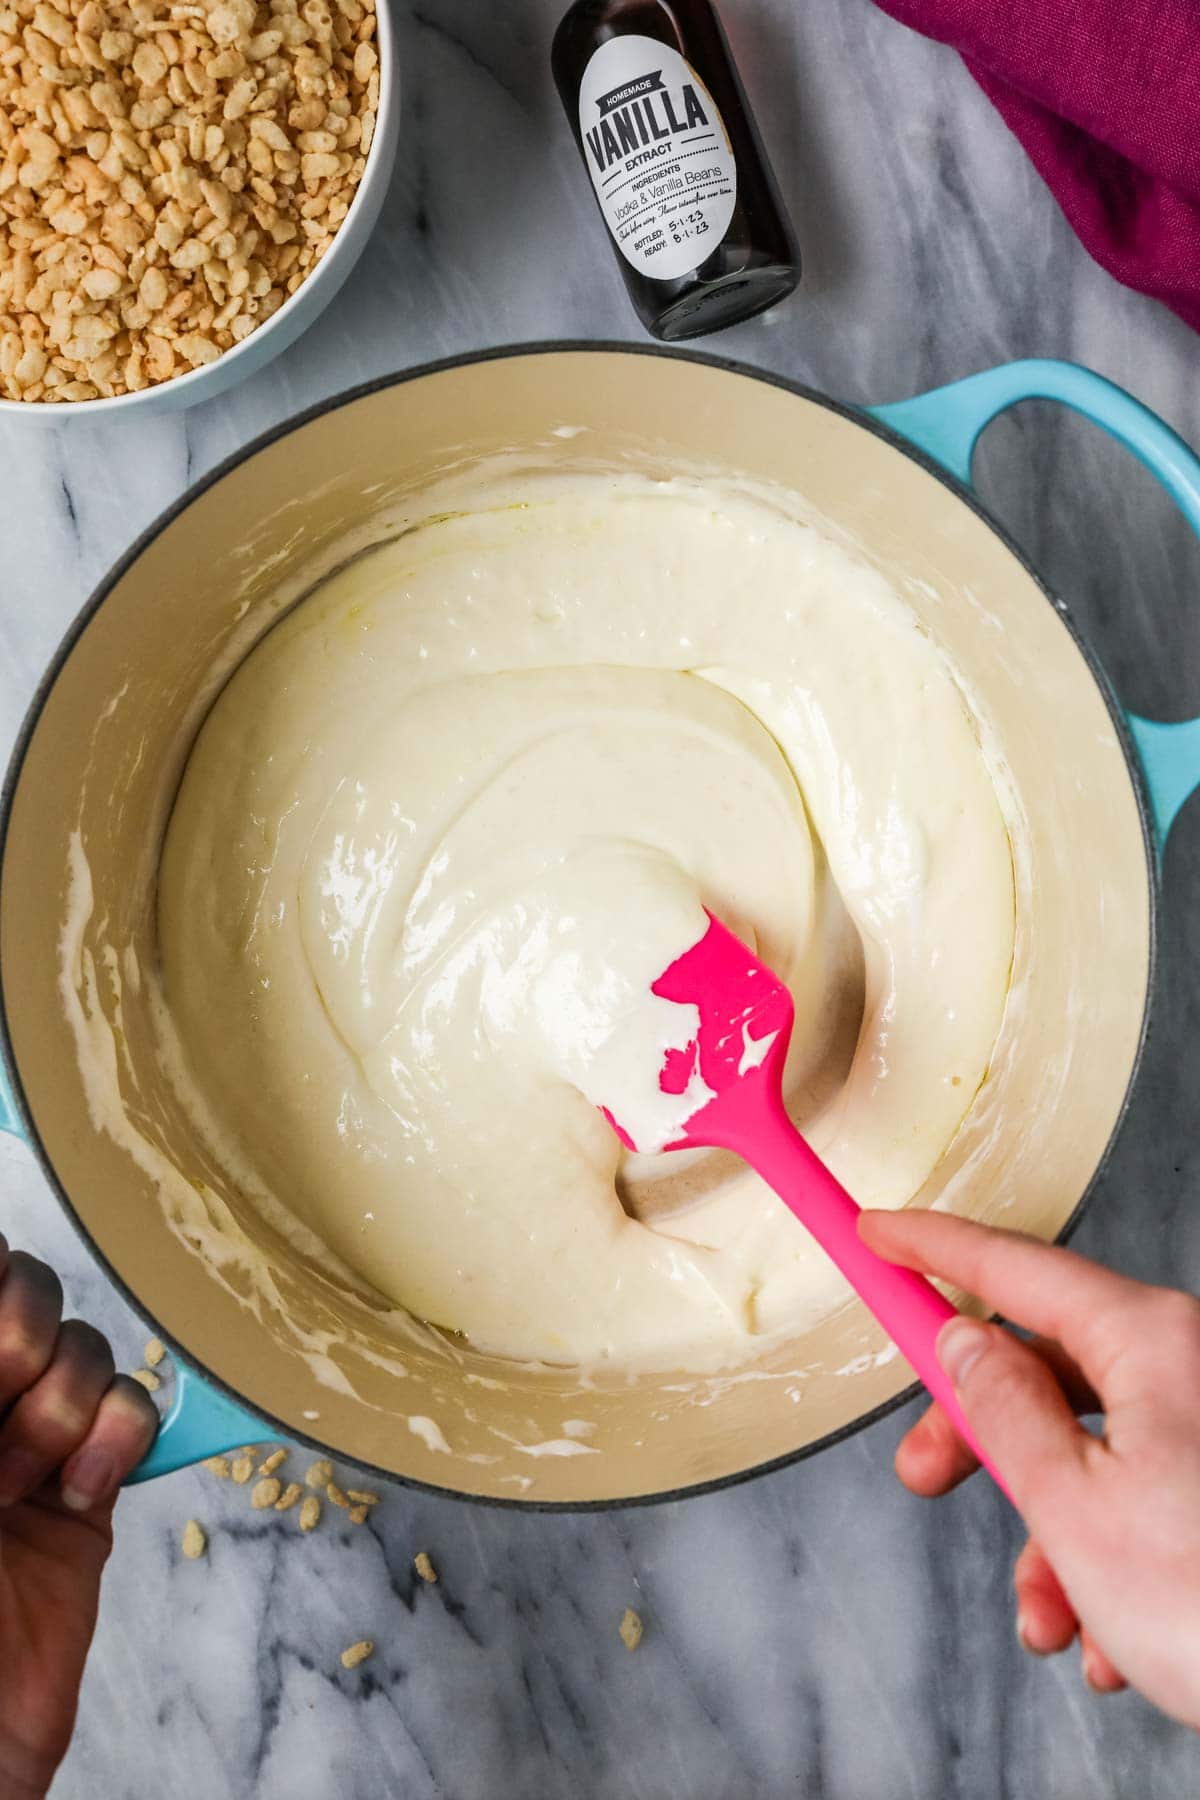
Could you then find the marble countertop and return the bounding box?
[3,0,1200,1794]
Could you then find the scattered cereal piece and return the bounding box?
[130,1368,161,1392]
[203,1456,231,1479]
[258,1448,287,1478]
[181,1519,207,1560]
[340,1640,374,1670]
[326,1481,350,1509]
[414,1551,437,1585]
[251,1477,282,1510]
[144,1338,166,1368]
[298,1495,322,1532]
[348,1504,369,1525]
[619,1608,643,1652]
[275,1482,303,1512]
[231,1454,255,1485]
[346,1489,379,1506]
[305,1459,333,1490]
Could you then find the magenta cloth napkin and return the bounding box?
[872,0,1200,332]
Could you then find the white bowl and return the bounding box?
[0,0,399,423]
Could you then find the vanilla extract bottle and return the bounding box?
[552,0,800,340]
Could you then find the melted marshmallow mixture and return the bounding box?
[158,474,1015,1372]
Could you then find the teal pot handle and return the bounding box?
[868,358,1200,848]
[126,1361,266,1484]
[0,1061,20,1138]
[0,1062,264,1478]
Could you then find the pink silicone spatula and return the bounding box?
[598,910,1010,1501]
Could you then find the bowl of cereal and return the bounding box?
[0,0,397,414]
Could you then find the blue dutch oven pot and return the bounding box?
[0,350,1195,1504]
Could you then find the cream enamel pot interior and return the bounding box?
[2,347,1198,1506]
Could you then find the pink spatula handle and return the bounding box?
[738,1095,1012,1503]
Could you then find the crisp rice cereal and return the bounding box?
[0,0,380,401]
[181,1518,207,1559]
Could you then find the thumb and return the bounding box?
[937,1317,1091,1523]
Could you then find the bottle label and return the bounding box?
[577,34,738,281]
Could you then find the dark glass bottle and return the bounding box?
[552,0,800,341]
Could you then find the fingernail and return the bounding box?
[0,1446,42,1505]
[936,1317,990,1388]
[60,1446,115,1512]
[1080,1648,1118,1693]
[1016,1613,1048,1657]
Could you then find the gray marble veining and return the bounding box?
[2,0,1199,1794]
